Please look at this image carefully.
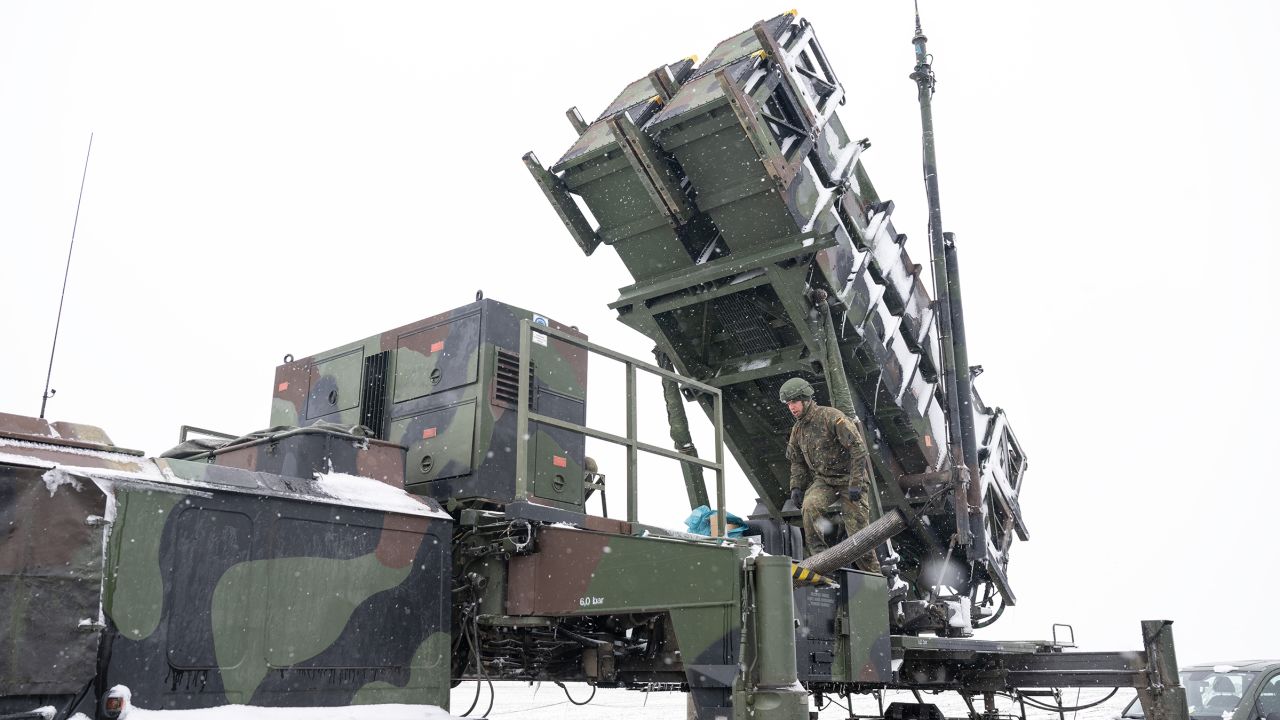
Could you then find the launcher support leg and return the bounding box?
[731,555,809,720]
[1137,620,1188,720]
[657,351,709,509]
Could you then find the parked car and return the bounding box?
[1121,661,1280,720]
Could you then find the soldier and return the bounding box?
[781,377,880,573]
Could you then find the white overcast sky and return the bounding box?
[2,2,1277,668]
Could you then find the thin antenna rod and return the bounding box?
[40,132,94,419]
[910,8,984,558]
[910,5,972,545]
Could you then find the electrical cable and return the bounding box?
[470,615,495,718]
[554,681,597,706]
[972,590,1007,629]
[457,599,475,716]
[486,699,583,716]
[483,679,495,717]
[459,680,483,717]
[819,694,851,712]
[457,597,495,718]
[1017,688,1118,712]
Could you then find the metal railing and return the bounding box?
[514,319,726,526]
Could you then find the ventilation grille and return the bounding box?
[493,348,534,409]
[711,293,780,355]
[359,351,391,438]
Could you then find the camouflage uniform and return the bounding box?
[787,403,880,573]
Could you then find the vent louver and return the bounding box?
[493,348,535,409]
[360,351,391,438]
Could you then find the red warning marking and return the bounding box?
[430,340,445,353]
[552,455,567,468]
[422,427,438,439]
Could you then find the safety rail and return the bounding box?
[514,318,726,525]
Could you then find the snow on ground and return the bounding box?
[70,704,460,720]
[447,682,1137,720]
[46,681,1137,720]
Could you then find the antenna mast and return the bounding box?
[910,6,984,554]
[40,133,94,419]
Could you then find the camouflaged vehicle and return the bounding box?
[524,9,1026,636]
[1,10,1193,720]
[0,412,450,717]
[0,295,1189,720]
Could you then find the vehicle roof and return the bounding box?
[0,414,448,520]
[1183,660,1280,672]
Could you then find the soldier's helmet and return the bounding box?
[778,377,815,403]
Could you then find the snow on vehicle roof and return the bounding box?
[0,436,449,520]
[313,469,450,518]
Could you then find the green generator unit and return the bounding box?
[271,298,589,510]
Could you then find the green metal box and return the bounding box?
[271,298,589,510]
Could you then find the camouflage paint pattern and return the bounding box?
[271,298,590,511]
[100,480,450,707]
[486,518,885,714]
[197,430,406,488]
[506,525,745,713]
[550,58,705,282]
[0,412,147,711]
[785,401,878,568]
[1,315,1166,720]
[800,483,878,573]
[786,403,867,491]
[0,464,106,707]
[0,8,1183,716]
[506,526,740,650]
[0,412,452,714]
[527,11,1030,618]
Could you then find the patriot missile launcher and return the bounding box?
[0,9,1191,720]
[523,8,1020,638]
[1,297,1186,720]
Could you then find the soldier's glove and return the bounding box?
[789,488,804,510]
[848,486,863,502]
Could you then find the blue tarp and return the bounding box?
[684,505,747,538]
